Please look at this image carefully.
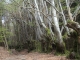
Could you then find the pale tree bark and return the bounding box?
[59,0,70,35]
[51,0,65,52]
[43,1,54,36]
[34,0,43,39]
[34,0,54,39]
[34,0,47,28]
[73,5,80,20]
[65,0,73,21]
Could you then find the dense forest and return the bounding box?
[0,0,80,59]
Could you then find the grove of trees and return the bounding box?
[0,0,80,59]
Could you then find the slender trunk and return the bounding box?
[34,0,47,28]
[73,5,80,20]
[65,0,73,21]
[3,32,8,50]
[2,25,8,50]
[59,0,70,35]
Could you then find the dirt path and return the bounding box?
[0,47,68,60]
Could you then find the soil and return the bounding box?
[0,46,68,60]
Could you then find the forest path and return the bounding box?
[0,47,68,60]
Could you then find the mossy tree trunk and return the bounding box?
[51,0,65,53]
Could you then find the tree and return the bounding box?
[51,0,65,52]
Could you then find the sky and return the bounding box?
[1,0,10,24]
[6,0,10,3]
[2,17,5,24]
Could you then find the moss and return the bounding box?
[67,20,74,23]
[45,28,65,53]
[0,39,3,42]
[65,50,70,56]
[35,41,42,52]
[63,32,68,40]
[55,41,66,54]
[76,53,80,59]
[62,6,67,10]
[45,28,51,36]
[55,50,69,56]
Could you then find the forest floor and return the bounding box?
[0,46,69,60]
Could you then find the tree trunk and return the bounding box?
[59,0,70,35]
[65,0,73,21]
[51,0,65,52]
